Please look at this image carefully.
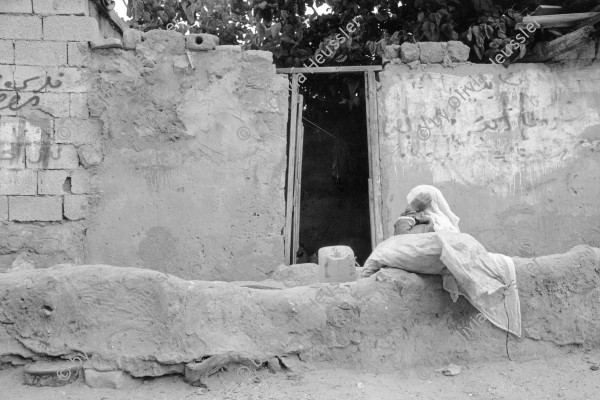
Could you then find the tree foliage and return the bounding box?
[124,0,574,67]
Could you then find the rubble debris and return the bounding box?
[24,361,80,387]
[84,369,140,389]
[435,363,461,376]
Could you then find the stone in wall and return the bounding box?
[446,41,470,62]
[400,43,419,63]
[418,42,445,63]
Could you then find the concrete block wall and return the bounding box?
[0,0,102,270]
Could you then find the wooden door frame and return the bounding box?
[277,65,384,265]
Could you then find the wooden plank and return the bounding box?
[368,178,376,251]
[277,65,382,74]
[573,10,600,31]
[291,95,304,263]
[367,71,384,246]
[364,71,376,250]
[531,5,563,16]
[542,25,595,60]
[107,10,128,33]
[522,12,598,28]
[284,74,300,265]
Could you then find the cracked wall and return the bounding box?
[378,62,600,257]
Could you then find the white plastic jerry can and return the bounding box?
[318,246,356,283]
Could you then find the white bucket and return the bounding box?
[318,246,356,283]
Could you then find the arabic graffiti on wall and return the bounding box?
[0,73,64,112]
[384,68,600,197]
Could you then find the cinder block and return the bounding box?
[9,195,63,221]
[36,93,71,117]
[0,0,33,13]
[0,67,16,117]
[69,93,88,118]
[43,16,100,42]
[185,34,219,51]
[67,42,89,67]
[13,65,46,93]
[54,118,101,144]
[0,16,42,40]
[15,40,68,66]
[45,67,90,93]
[0,116,44,143]
[0,196,7,220]
[0,170,37,195]
[0,40,15,65]
[0,116,27,169]
[26,144,79,169]
[64,194,87,220]
[77,143,103,167]
[38,169,69,195]
[0,145,25,169]
[70,169,90,194]
[33,0,88,15]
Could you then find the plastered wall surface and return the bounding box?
[379,62,600,257]
[84,33,289,281]
[0,1,289,280]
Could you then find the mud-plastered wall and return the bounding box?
[0,0,102,271]
[379,62,600,256]
[84,32,289,281]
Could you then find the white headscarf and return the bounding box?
[406,185,460,233]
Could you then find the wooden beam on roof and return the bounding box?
[572,10,600,30]
[531,6,563,16]
[520,12,599,28]
[539,25,596,60]
[276,65,382,74]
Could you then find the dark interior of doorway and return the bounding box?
[295,73,371,265]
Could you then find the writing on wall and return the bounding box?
[0,73,63,112]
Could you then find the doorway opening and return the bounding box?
[296,73,371,265]
[280,66,383,266]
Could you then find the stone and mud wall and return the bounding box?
[0,245,598,378]
[0,1,289,280]
[378,60,600,257]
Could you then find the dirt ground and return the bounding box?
[1,348,599,400]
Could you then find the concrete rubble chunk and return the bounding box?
[77,143,104,167]
[123,28,142,50]
[384,44,401,60]
[142,30,185,56]
[216,45,242,52]
[84,369,141,389]
[185,34,219,51]
[90,38,124,50]
[446,41,471,62]
[24,361,81,387]
[400,42,419,63]
[418,42,445,63]
[0,245,598,379]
